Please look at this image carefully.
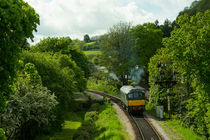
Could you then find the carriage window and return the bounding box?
[128,94,133,99]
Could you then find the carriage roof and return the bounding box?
[120,85,146,95]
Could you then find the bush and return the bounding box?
[90,103,101,111]
[1,63,58,140]
[30,37,90,79]
[22,51,77,110]
[73,130,90,140]
[84,111,99,123]
[0,129,6,140]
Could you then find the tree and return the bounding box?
[178,0,210,17]
[160,19,173,37]
[0,0,39,133]
[84,34,91,43]
[22,51,77,109]
[149,10,210,137]
[132,23,163,84]
[101,22,136,84]
[31,37,90,78]
[1,63,58,139]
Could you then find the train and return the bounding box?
[120,85,147,114]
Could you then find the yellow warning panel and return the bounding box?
[128,100,145,106]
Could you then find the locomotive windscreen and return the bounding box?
[128,92,145,99]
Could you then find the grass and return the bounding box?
[94,103,130,140]
[145,105,204,140]
[74,103,130,140]
[36,112,83,140]
[87,79,120,97]
[83,50,101,56]
[160,119,204,140]
[36,93,128,140]
[145,104,204,140]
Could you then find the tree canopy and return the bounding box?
[149,10,210,137]
[31,37,90,78]
[84,34,91,43]
[101,22,136,84]
[132,23,163,69]
[178,0,210,17]
[0,0,39,116]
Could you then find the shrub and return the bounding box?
[84,111,99,123]
[1,63,58,140]
[73,130,90,140]
[0,129,6,140]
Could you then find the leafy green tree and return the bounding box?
[160,19,173,37]
[84,34,91,43]
[101,22,136,84]
[1,63,58,140]
[178,0,210,17]
[0,1,39,138]
[0,129,6,140]
[72,39,86,50]
[31,37,72,53]
[31,37,90,78]
[132,23,163,84]
[0,0,39,114]
[22,51,77,109]
[149,10,210,137]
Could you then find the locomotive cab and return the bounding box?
[120,86,146,113]
[127,90,145,112]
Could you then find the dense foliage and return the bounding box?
[22,51,87,109]
[149,10,210,137]
[178,0,210,17]
[1,63,58,140]
[31,37,90,78]
[84,34,91,43]
[101,22,137,84]
[73,103,129,140]
[0,0,39,114]
[132,23,163,84]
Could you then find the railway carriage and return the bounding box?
[120,85,147,113]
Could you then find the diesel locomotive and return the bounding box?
[120,85,147,113]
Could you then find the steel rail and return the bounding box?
[86,89,161,140]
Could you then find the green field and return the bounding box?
[83,50,101,56]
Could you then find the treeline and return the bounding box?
[72,35,102,51]
[149,10,210,137]
[0,1,90,139]
[2,37,90,139]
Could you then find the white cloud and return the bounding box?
[25,0,194,44]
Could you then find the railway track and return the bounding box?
[86,89,162,140]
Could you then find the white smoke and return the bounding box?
[130,65,144,83]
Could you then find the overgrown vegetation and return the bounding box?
[161,120,204,140]
[148,10,210,137]
[73,102,129,140]
[1,63,58,139]
[87,71,121,97]
[87,80,120,97]
[0,0,40,138]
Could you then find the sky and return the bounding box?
[25,0,195,44]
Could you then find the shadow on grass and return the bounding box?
[73,100,110,140]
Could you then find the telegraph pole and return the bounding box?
[155,62,176,119]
